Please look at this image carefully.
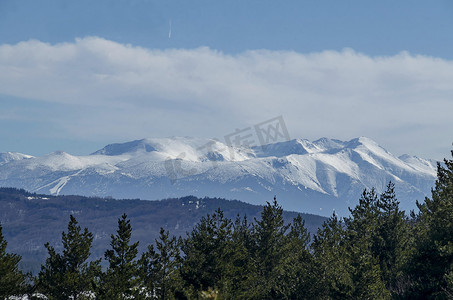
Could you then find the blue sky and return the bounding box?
[2,1,453,57]
[0,0,452,159]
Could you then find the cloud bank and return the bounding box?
[1,37,452,159]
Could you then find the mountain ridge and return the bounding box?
[0,136,437,216]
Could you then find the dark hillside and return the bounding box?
[0,188,326,273]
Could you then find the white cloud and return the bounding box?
[0,37,452,159]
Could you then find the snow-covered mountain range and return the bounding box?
[0,137,437,216]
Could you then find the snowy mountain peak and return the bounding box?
[51,150,70,156]
[346,136,380,149]
[253,139,309,157]
[0,152,34,165]
[92,137,254,162]
[0,136,438,216]
[312,137,347,152]
[92,139,157,156]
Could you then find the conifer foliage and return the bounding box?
[407,149,453,298]
[0,223,27,298]
[98,213,139,299]
[36,215,100,300]
[139,227,182,299]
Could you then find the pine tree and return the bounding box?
[138,242,158,297]
[139,227,182,299]
[247,197,290,299]
[313,190,391,299]
[346,188,380,238]
[218,215,253,298]
[407,149,453,298]
[278,214,316,299]
[37,215,100,300]
[344,189,391,299]
[0,223,27,298]
[373,182,409,296]
[312,213,353,299]
[180,208,232,296]
[99,214,139,299]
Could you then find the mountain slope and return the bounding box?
[0,152,34,165]
[0,188,325,273]
[0,137,437,215]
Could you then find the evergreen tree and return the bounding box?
[407,149,453,298]
[373,182,409,296]
[347,234,390,299]
[313,190,391,299]
[99,214,139,299]
[346,188,380,238]
[312,213,353,299]
[247,197,290,299]
[0,223,27,298]
[218,215,253,298]
[138,242,159,297]
[345,189,391,299]
[139,227,182,299]
[180,208,232,296]
[37,215,100,300]
[278,214,316,299]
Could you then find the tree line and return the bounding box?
[1,150,453,299]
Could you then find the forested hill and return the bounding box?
[0,187,326,272]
